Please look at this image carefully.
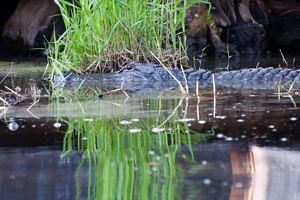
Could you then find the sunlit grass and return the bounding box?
[48,0,211,77]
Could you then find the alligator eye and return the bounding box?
[126,65,133,70]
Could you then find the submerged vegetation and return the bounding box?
[49,0,211,75]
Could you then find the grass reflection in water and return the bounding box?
[60,96,211,200]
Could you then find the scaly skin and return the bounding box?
[54,62,300,92]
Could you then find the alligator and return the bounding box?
[54,62,300,93]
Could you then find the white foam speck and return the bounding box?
[152,127,165,133]
[120,120,132,125]
[129,128,141,133]
[53,122,62,128]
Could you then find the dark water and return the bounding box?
[1,57,300,200]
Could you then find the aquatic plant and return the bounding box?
[48,0,211,76]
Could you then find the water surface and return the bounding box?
[1,56,300,200]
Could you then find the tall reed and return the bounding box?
[48,0,209,75]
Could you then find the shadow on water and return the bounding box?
[1,58,300,199]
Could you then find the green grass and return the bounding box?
[48,0,210,76]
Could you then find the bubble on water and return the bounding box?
[237,119,244,123]
[241,114,246,117]
[225,137,233,141]
[152,127,165,133]
[201,160,208,165]
[152,166,158,172]
[8,175,16,180]
[222,181,228,187]
[120,120,132,125]
[8,122,19,131]
[148,150,155,155]
[280,137,288,142]
[129,128,141,133]
[203,178,211,185]
[176,118,195,122]
[235,182,244,188]
[131,118,140,122]
[53,122,62,128]
[216,116,226,119]
[32,124,36,128]
[268,125,275,129]
[216,133,224,139]
[84,118,94,122]
[290,117,297,121]
[198,120,206,124]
